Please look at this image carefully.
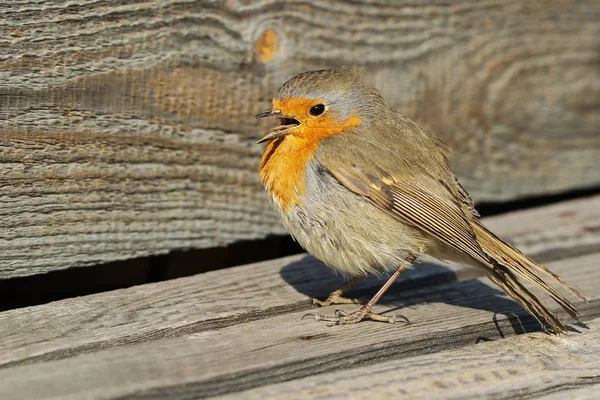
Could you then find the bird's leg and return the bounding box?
[303,254,418,325]
[312,275,365,307]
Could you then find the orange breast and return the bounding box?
[260,134,318,211]
[260,112,362,211]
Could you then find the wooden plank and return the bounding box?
[0,252,598,400]
[1,0,598,278]
[214,318,600,400]
[1,196,598,368]
[538,385,600,400]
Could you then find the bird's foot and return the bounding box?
[311,292,364,307]
[302,306,410,326]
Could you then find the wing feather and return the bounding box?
[326,165,490,266]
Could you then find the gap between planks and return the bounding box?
[0,251,598,400]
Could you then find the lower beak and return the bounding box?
[256,128,291,144]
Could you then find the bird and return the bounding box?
[255,66,586,333]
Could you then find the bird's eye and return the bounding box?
[309,104,326,117]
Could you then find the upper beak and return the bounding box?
[255,109,300,144]
[254,109,282,119]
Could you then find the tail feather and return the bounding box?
[485,265,567,332]
[471,220,586,333]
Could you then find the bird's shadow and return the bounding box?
[279,254,578,338]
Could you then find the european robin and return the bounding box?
[255,66,586,333]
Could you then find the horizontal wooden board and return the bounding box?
[0,250,598,399]
[215,318,600,400]
[1,196,599,368]
[538,385,600,400]
[1,0,598,277]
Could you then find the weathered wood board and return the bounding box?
[1,195,598,368]
[215,318,600,400]
[1,0,598,277]
[538,385,600,400]
[0,252,598,399]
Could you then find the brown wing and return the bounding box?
[325,163,491,266]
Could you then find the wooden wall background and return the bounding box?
[0,0,598,279]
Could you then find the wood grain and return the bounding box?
[1,0,598,277]
[214,318,600,400]
[0,251,598,400]
[538,385,600,400]
[1,196,598,368]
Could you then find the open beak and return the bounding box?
[255,109,301,144]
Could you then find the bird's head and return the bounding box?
[255,67,385,144]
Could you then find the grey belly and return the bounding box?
[279,161,424,277]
